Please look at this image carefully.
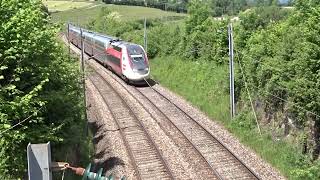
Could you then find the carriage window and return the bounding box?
[114,46,122,52]
[96,41,105,48]
[86,37,92,42]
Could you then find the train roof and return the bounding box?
[69,25,117,45]
[69,24,142,48]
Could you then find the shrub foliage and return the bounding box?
[0,0,85,177]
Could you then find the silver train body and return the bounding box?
[68,24,150,83]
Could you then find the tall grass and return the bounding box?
[228,113,304,179]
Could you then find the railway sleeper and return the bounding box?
[135,156,160,162]
[134,150,158,156]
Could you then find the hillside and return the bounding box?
[45,0,185,25]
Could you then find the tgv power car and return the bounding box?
[68,24,150,83]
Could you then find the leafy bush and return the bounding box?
[181,0,229,63]
[0,0,86,177]
[235,5,292,49]
[183,17,229,63]
[291,160,320,179]
[88,7,141,37]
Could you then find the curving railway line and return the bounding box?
[88,60,261,180]
[90,62,222,179]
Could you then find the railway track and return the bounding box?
[87,71,174,180]
[89,61,261,179]
[89,62,222,179]
[65,35,261,179]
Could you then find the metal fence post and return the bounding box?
[80,28,84,72]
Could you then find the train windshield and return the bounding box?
[127,45,148,71]
[127,45,145,62]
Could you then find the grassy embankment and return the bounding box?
[43,0,95,12]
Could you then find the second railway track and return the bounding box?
[87,71,174,180]
[137,85,260,179]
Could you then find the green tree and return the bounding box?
[185,0,211,35]
[182,0,228,63]
[0,0,85,177]
[235,5,291,49]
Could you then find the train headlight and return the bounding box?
[145,68,149,71]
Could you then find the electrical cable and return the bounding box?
[0,106,44,136]
[237,55,262,135]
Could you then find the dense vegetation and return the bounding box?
[84,0,320,178]
[0,0,88,178]
[236,1,320,177]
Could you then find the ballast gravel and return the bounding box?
[86,79,136,179]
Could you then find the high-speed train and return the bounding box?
[68,24,150,83]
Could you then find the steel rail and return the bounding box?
[87,78,142,180]
[143,79,262,180]
[89,70,175,180]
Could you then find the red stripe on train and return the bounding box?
[106,48,121,59]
